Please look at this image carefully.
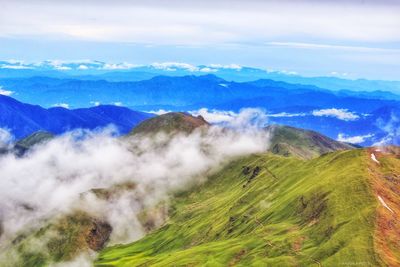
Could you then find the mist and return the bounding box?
[0,111,270,265]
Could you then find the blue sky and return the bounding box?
[0,0,399,80]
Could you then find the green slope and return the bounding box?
[96,149,383,266]
[267,125,354,159]
[14,131,54,155]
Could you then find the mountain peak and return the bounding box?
[267,124,355,159]
[130,112,209,135]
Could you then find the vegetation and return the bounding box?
[3,211,111,267]
[267,125,354,159]
[96,148,395,266]
[129,112,209,135]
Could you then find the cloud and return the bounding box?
[0,111,270,265]
[189,108,363,124]
[102,62,137,70]
[199,67,217,73]
[337,133,374,144]
[373,113,400,146]
[267,42,400,53]
[189,108,237,124]
[78,64,89,70]
[1,1,399,46]
[208,64,242,70]
[90,101,101,106]
[312,108,360,121]
[0,128,14,149]
[52,103,70,109]
[147,109,172,116]
[0,64,32,69]
[266,112,307,118]
[189,108,268,128]
[0,87,14,96]
[151,62,198,72]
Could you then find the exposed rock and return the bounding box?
[85,220,112,251]
[250,166,261,179]
[242,166,251,175]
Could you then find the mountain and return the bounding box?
[130,112,209,135]
[0,95,152,139]
[2,75,399,111]
[131,113,354,159]
[2,78,400,145]
[2,113,399,266]
[267,125,355,159]
[96,148,400,266]
[1,61,400,93]
[13,131,54,155]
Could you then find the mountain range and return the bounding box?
[2,112,398,266]
[1,74,400,146]
[1,60,400,93]
[0,94,152,139]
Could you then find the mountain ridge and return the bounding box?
[0,94,152,139]
[96,148,400,266]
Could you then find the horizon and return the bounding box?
[1,59,399,82]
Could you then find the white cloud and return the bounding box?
[90,101,101,106]
[52,103,70,109]
[209,64,242,70]
[373,113,400,146]
[102,62,137,70]
[190,108,237,124]
[337,133,373,144]
[77,64,89,70]
[0,87,14,96]
[189,108,268,129]
[0,117,270,264]
[113,102,123,106]
[266,112,307,118]
[147,109,172,115]
[0,64,32,69]
[151,62,198,72]
[199,67,217,73]
[54,66,71,70]
[312,108,359,121]
[0,128,13,149]
[1,1,399,46]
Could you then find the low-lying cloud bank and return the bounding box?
[0,110,270,265]
[312,108,360,121]
[0,128,13,149]
[156,108,363,123]
[374,113,400,146]
[337,133,374,144]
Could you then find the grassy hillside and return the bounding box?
[96,148,399,266]
[267,125,354,159]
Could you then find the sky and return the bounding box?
[0,0,399,79]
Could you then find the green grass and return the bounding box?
[267,125,354,159]
[96,149,381,266]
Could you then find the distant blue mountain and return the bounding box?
[0,95,152,139]
[1,60,400,93]
[1,75,399,112]
[1,74,400,146]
